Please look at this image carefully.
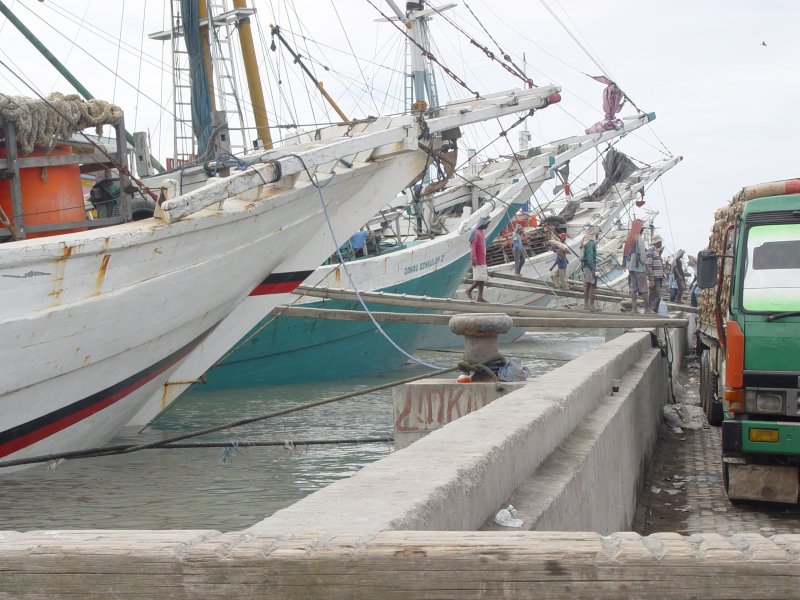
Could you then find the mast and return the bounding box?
[232,0,272,150]
[197,0,217,113]
[407,3,435,110]
[518,53,531,153]
[0,0,166,173]
[384,1,453,112]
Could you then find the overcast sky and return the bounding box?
[1,0,798,257]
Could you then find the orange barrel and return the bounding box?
[0,145,87,239]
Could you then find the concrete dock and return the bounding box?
[2,317,800,598]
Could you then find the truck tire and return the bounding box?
[706,391,723,427]
[699,348,709,413]
[112,195,155,221]
[701,349,723,427]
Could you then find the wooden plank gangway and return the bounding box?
[480,271,701,314]
[286,286,689,328]
[273,305,688,329]
[295,286,637,319]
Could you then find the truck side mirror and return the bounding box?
[697,249,718,289]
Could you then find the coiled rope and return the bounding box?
[0,92,121,154]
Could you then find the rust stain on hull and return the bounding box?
[94,254,110,296]
[49,244,73,302]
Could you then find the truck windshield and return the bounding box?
[742,223,800,312]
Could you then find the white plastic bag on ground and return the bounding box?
[662,404,704,430]
[494,505,523,528]
[497,359,530,382]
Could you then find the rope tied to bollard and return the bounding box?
[457,360,505,391]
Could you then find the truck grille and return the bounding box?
[746,210,800,225]
[744,371,800,389]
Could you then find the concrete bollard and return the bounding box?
[449,313,513,378]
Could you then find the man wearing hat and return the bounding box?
[646,233,665,313]
[466,215,491,302]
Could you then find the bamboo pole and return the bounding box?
[274,306,688,329]
[484,272,700,314]
[492,271,623,297]
[294,286,639,320]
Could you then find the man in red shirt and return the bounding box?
[466,216,490,302]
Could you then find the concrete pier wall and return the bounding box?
[246,330,663,537]
[393,380,527,449]
[1,326,737,598]
[483,334,667,533]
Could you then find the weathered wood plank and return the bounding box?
[2,531,800,599]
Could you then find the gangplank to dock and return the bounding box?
[476,271,700,315]
[284,286,689,328]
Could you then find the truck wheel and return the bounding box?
[699,348,709,413]
[700,349,723,426]
[706,392,723,427]
[722,461,729,493]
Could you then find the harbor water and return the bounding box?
[0,330,603,532]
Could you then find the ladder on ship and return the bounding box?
[206,1,248,156]
[169,0,196,166]
[156,0,253,166]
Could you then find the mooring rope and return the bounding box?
[0,365,460,469]
[289,152,447,371]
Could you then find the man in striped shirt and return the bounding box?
[646,233,665,313]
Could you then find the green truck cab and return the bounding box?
[697,182,800,504]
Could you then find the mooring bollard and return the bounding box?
[449,313,513,381]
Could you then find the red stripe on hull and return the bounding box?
[250,280,303,296]
[0,330,211,460]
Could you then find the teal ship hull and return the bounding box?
[202,254,470,387]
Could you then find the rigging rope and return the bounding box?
[289,151,446,371]
[366,0,481,100]
[463,1,530,82]
[659,178,677,251]
[430,1,534,88]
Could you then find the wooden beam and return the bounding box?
[273,305,688,329]
[485,272,700,314]
[3,121,25,239]
[0,148,109,169]
[2,530,799,598]
[492,271,623,297]
[293,286,639,320]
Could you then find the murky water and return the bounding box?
[0,330,602,532]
